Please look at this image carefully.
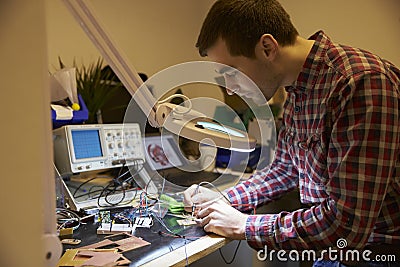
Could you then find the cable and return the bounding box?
[87,185,105,198]
[105,183,126,206]
[152,213,182,238]
[184,236,189,266]
[192,181,256,264]
[194,181,257,213]
[74,187,103,199]
[139,191,150,216]
[95,159,144,207]
[143,171,159,197]
[117,159,145,185]
[56,208,81,231]
[219,240,242,264]
[196,181,231,205]
[72,176,100,197]
[111,160,142,184]
[157,94,193,115]
[97,179,125,207]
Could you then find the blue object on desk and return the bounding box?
[52,94,88,129]
[215,144,263,171]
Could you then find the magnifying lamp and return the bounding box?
[62,0,256,152]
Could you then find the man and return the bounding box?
[183,0,400,266]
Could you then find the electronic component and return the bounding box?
[53,123,144,174]
[97,223,136,235]
[176,218,198,226]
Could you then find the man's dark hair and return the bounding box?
[196,0,299,58]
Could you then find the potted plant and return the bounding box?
[59,57,122,123]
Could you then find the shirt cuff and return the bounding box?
[245,214,277,249]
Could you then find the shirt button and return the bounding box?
[294,106,301,113]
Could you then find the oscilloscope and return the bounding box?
[53,123,145,175]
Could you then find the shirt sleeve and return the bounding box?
[242,71,399,250]
[224,123,299,212]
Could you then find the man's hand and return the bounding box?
[196,200,248,240]
[183,184,224,212]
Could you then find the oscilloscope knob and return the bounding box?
[125,141,132,148]
[108,143,115,149]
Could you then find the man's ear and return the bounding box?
[256,34,278,60]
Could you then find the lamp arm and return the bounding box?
[62,0,257,151]
[62,0,160,127]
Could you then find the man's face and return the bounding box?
[207,38,281,103]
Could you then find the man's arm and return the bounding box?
[245,71,399,250]
[224,124,299,211]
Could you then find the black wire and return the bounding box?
[151,212,181,238]
[74,188,103,199]
[88,185,105,198]
[112,169,131,185]
[194,181,242,264]
[196,181,231,204]
[72,176,100,197]
[113,163,130,185]
[96,178,124,207]
[218,240,241,264]
[73,167,128,199]
[143,171,159,195]
[106,187,125,205]
[95,160,144,207]
[97,181,126,207]
[129,159,145,177]
[184,237,189,266]
[119,159,145,185]
[116,162,126,178]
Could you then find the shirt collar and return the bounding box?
[285,30,331,93]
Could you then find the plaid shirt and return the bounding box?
[226,31,400,250]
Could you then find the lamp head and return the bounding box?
[155,102,256,152]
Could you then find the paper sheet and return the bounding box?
[51,104,73,120]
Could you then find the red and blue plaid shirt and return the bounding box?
[226,31,400,250]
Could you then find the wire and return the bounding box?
[95,159,144,207]
[119,159,145,184]
[113,214,132,227]
[152,213,181,238]
[219,240,242,264]
[160,174,166,197]
[143,171,159,197]
[56,208,81,231]
[184,236,189,266]
[157,94,193,115]
[72,176,100,197]
[192,181,256,264]
[74,187,103,199]
[196,181,231,205]
[104,183,126,206]
[97,180,124,207]
[139,191,150,216]
[87,185,104,198]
